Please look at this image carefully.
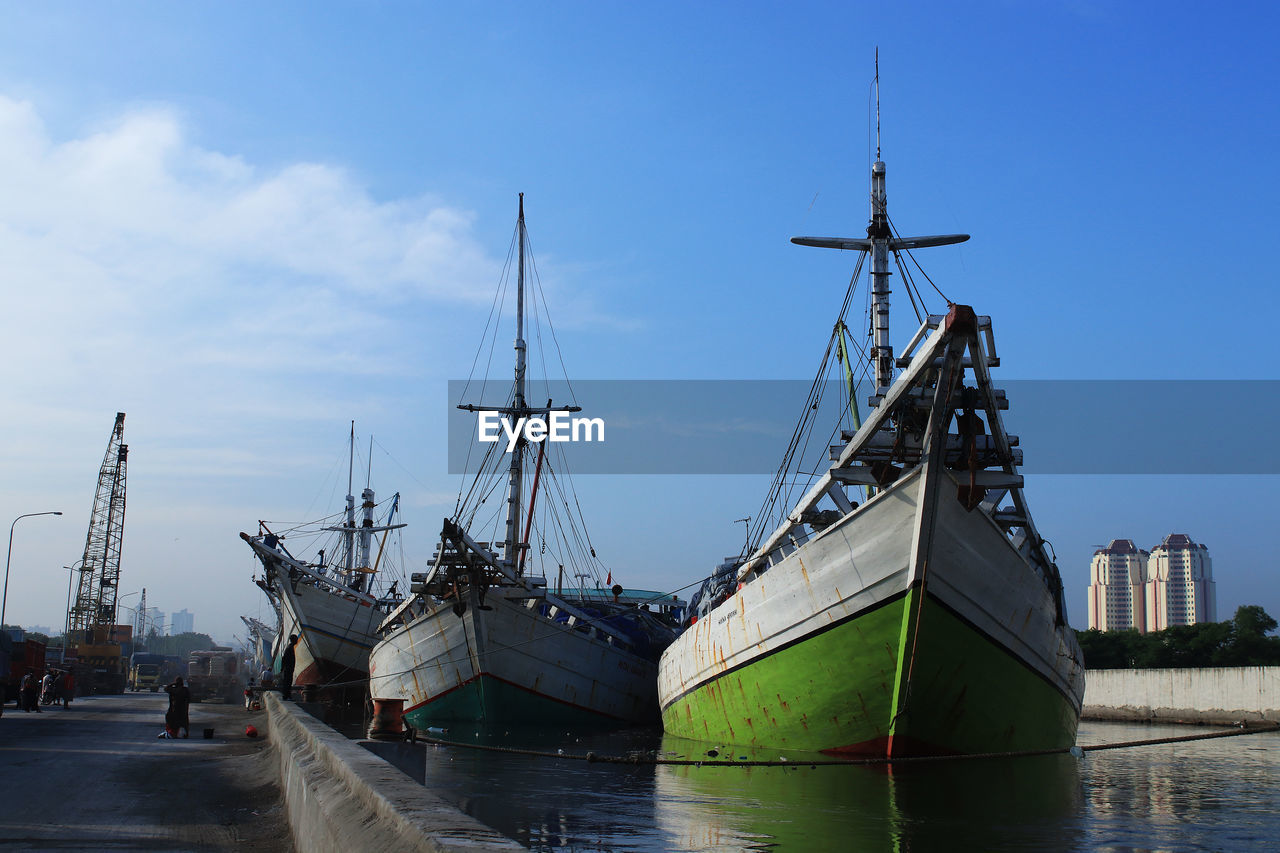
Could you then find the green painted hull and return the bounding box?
[661,587,1079,756]
[403,673,627,730]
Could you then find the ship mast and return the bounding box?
[791,55,969,401]
[455,195,580,578]
[503,193,529,573]
[869,52,893,393]
[323,421,404,586]
[344,420,356,575]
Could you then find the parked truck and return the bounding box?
[73,624,130,695]
[186,648,242,702]
[2,629,47,706]
[128,652,168,691]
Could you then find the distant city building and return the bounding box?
[144,607,165,636]
[1088,540,1150,631]
[1087,533,1216,632]
[170,609,194,635]
[1145,533,1216,631]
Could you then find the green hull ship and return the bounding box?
[658,82,1084,756]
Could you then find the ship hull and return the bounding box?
[658,467,1084,756]
[272,576,381,687]
[370,588,661,728]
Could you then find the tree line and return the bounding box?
[1077,605,1280,669]
[5,627,219,660]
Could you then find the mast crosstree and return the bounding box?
[791,58,967,394]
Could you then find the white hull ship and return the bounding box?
[373,521,678,726]
[370,195,681,729]
[658,75,1085,757]
[243,430,406,690]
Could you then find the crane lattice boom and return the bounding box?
[69,412,128,641]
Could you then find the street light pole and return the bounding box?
[2,511,63,629]
[63,560,85,643]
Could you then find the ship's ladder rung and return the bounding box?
[991,509,1029,526]
[955,470,1024,489]
[827,446,1024,468]
[837,430,1018,447]
[897,314,994,363]
[868,386,1008,409]
[829,465,1023,490]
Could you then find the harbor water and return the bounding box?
[374,721,1280,851]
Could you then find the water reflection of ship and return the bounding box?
[417,726,668,850]
[654,733,1083,851]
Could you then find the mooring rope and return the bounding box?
[402,721,1280,768]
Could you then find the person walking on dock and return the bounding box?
[164,677,191,738]
[280,634,298,701]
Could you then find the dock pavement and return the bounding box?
[0,691,292,852]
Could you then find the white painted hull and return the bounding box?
[658,465,1085,753]
[270,573,382,686]
[658,469,922,707]
[370,587,660,725]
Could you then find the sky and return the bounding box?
[1,1,1277,645]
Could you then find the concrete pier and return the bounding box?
[0,691,290,851]
[1083,666,1280,724]
[262,692,522,852]
[0,689,523,852]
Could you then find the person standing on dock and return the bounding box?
[61,669,75,708]
[280,634,298,701]
[40,671,55,705]
[164,677,191,738]
[20,672,40,713]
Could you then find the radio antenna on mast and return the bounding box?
[875,47,881,161]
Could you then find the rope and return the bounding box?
[403,721,1280,768]
[887,212,952,306]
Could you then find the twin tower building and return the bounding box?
[1087,534,1216,632]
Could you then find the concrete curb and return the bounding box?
[264,692,523,852]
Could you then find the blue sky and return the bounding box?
[1,2,1277,643]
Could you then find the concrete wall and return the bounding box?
[263,693,522,852]
[1083,666,1280,724]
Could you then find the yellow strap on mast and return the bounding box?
[836,321,862,431]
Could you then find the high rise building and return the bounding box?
[1087,539,1149,631]
[145,607,165,636]
[170,609,194,635]
[1145,533,1216,631]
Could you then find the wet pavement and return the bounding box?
[0,691,291,852]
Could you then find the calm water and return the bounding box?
[386,721,1280,851]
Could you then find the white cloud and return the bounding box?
[0,93,517,641]
[0,94,512,432]
[0,92,637,642]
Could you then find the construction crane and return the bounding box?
[132,587,148,641]
[68,412,130,694]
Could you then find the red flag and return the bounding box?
[606,571,612,585]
